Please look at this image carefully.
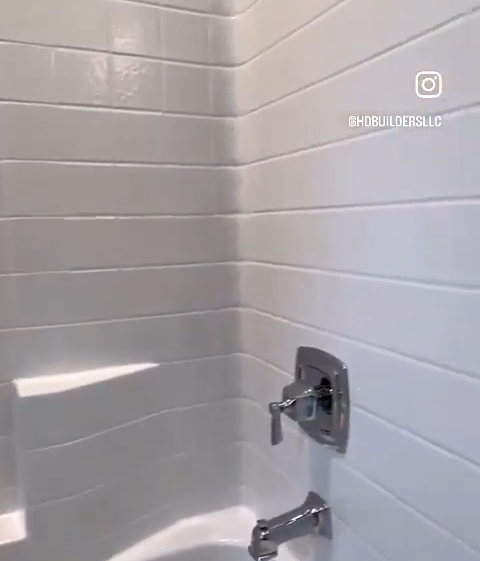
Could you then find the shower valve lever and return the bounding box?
[268,382,316,446]
[269,399,291,445]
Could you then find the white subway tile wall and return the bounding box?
[0,1,479,561]
[0,1,240,561]
[236,3,480,561]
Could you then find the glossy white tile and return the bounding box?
[0,43,54,103]
[108,0,161,57]
[53,50,109,106]
[111,55,163,110]
[162,10,209,63]
[0,163,238,217]
[164,63,211,114]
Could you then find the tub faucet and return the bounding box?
[248,492,331,561]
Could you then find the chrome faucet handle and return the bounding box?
[268,399,293,445]
[268,383,317,446]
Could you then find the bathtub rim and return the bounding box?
[108,506,298,561]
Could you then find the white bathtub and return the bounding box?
[109,507,298,561]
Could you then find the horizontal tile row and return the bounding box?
[239,314,480,469]
[0,104,231,165]
[0,0,232,64]
[17,354,241,450]
[0,43,238,115]
[0,216,237,274]
[237,111,478,211]
[0,308,238,382]
[240,264,480,376]
[21,397,244,505]
[0,162,239,217]
[240,202,480,286]
[231,14,476,162]
[233,0,478,112]
[1,264,238,329]
[26,442,242,561]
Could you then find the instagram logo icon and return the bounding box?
[415,71,443,98]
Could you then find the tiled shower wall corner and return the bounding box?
[1,1,480,561]
[234,2,480,561]
[0,2,245,561]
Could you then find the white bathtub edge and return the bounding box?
[110,507,257,561]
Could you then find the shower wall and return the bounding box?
[1,2,479,561]
[234,2,480,561]
[0,2,242,560]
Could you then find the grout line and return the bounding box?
[239,196,480,215]
[230,0,351,68]
[356,405,480,481]
[27,438,246,508]
[0,99,222,119]
[0,158,227,168]
[0,160,237,169]
[0,38,214,68]
[114,0,264,18]
[242,306,480,384]
[238,102,480,166]
[1,2,475,82]
[330,515,392,561]
[25,396,249,454]
[5,307,240,331]
[4,199,480,220]
[233,0,265,18]
[236,7,478,117]
[0,213,239,219]
[0,261,238,278]
[0,101,476,169]
[238,2,467,79]
[0,307,240,333]
[1,103,476,169]
[114,0,212,18]
[339,462,480,558]
[242,260,480,292]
